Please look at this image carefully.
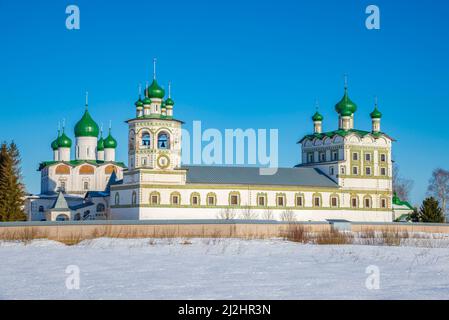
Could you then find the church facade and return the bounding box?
[26,66,413,222]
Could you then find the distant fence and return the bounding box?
[1,220,449,241]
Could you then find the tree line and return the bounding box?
[394,164,449,223]
[0,142,26,221]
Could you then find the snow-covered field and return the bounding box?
[1,238,449,300]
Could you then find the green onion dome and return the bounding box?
[161,101,166,109]
[335,88,357,116]
[103,130,117,149]
[51,132,60,150]
[135,98,144,108]
[165,97,175,106]
[147,79,165,99]
[370,106,382,119]
[97,137,105,151]
[340,108,353,117]
[312,111,323,122]
[57,131,72,148]
[74,110,99,137]
[142,97,152,105]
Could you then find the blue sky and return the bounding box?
[0,0,448,205]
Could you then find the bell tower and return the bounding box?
[127,60,183,172]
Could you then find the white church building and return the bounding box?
[25,65,413,222]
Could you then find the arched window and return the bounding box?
[190,192,201,206]
[351,196,358,208]
[171,192,181,206]
[150,191,160,205]
[207,192,217,206]
[79,165,94,175]
[132,191,137,205]
[364,196,372,208]
[229,192,240,206]
[55,164,71,175]
[157,132,170,149]
[115,193,120,205]
[330,195,339,208]
[276,193,286,207]
[313,193,322,207]
[295,193,304,207]
[141,132,151,147]
[105,165,116,175]
[56,214,69,221]
[96,203,105,212]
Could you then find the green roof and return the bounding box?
[38,160,126,171]
[74,110,100,137]
[97,137,105,151]
[299,129,392,143]
[165,97,175,106]
[57,131,72,148]
[393,193,414,210]
[335,87,357,116]
[104,130,117,149]
[312,111,323,122]
[142,97,152,105]
[51,131,60,150]
[135,98,144,107]
[370,106,382,119]
[147,79,165,99]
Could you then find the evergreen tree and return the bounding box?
[0,142,26,221]
[408,207,420,222]
[418,197,445,223]
[0,143,7,221]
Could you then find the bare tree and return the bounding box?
[393,163,414,201]
[280,209,296,222]
[216,207,236,220]
[240,205,259,220]
[261,209,274,220]
[428,168,449,216]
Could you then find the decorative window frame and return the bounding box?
[363,195,372,209]
[365,166,372,176]
[330,194,340,208]
[350,194,359,208]
[295,192,305,208]
[380,197,389,209]
[206,192,217,206]
[256,192,268,207]
[228,191,241,207]
[312,193,322,208]
[190,192,201,206]
[150,191,161,205]
[364,152,373,163]
[170,191,181,206]
[276,192,286,207]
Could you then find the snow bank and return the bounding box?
[1,238,449,299]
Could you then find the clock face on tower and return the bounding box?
[156,154,170,169]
